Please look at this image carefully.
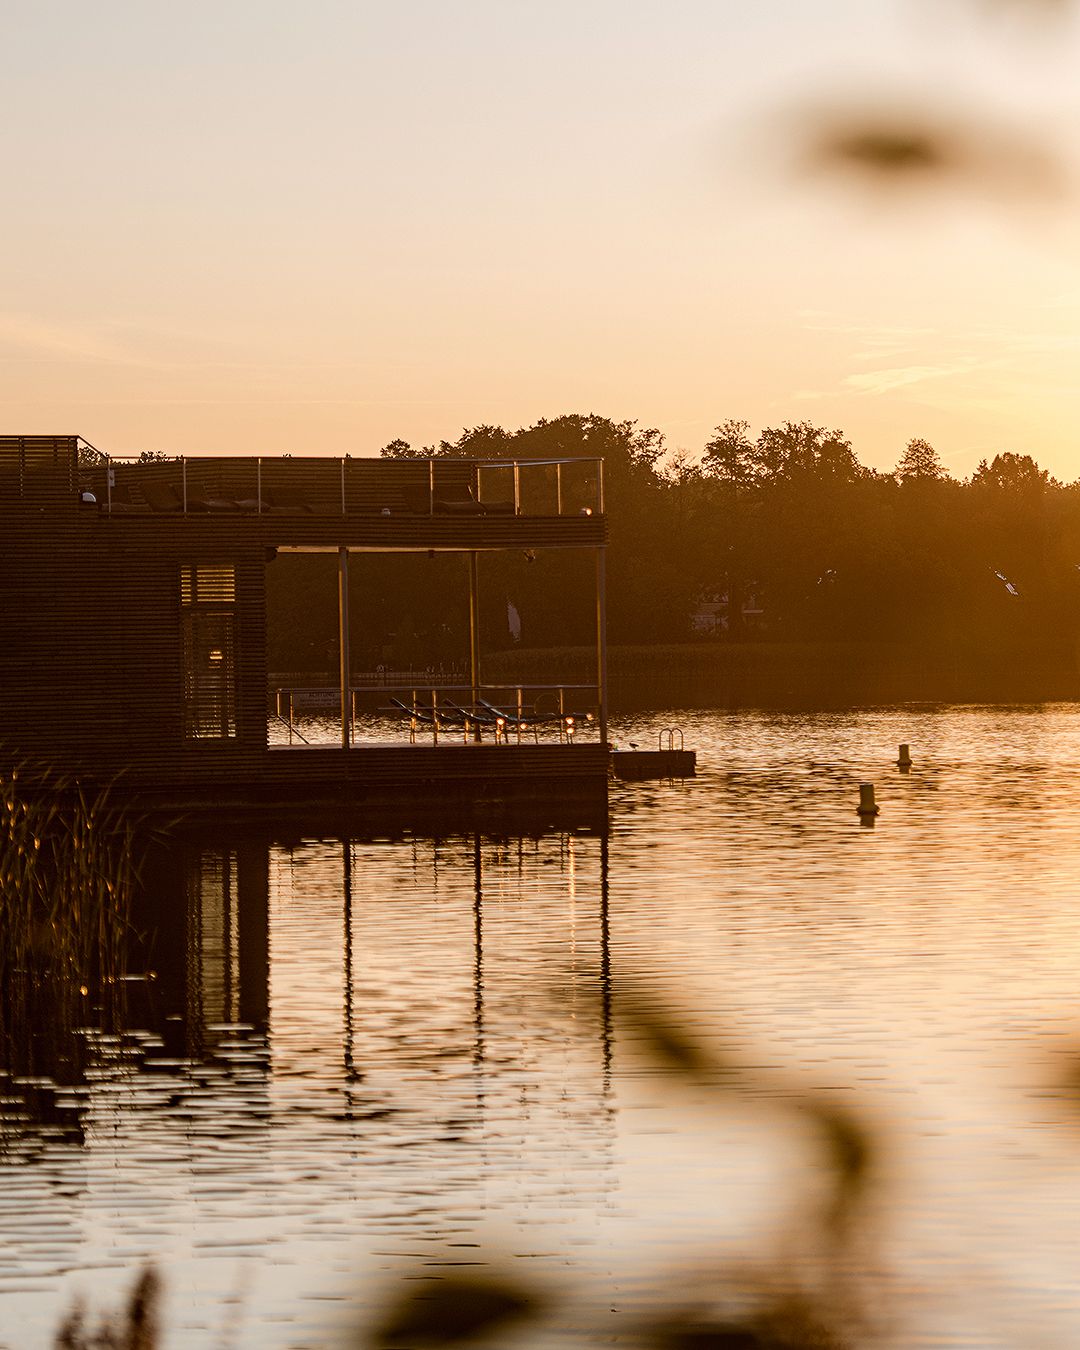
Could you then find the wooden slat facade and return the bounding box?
[0,438,609,810]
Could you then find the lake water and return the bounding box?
[5,705,1080,1347]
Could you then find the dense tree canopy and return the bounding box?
[266,413,1080,674]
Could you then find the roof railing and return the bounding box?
[91,454,604,518]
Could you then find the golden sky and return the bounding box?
[4,1,1080,478]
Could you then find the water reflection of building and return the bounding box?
[3,826,618,1252]
[139,834,271,1063]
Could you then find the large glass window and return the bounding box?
[181,564,237,739]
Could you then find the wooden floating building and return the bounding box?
[0,436,610,814]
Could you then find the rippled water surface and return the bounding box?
[6,706,1080,1347]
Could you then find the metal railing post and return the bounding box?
[182,456,188,514]
[556,462,562,515]
[341,459,347,515]
[428,459,435,514]
[105,453,112,515]
[597,458,604,515]
[513,462,520,515]
[257,456,262,513]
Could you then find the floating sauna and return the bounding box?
[0,437,610,812]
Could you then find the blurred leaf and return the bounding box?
[800,1098,875,1239]
[52,1266,159,1349]
[656,1326,773,1349]
[616,987,739,1082]
[823,126,947,175]
[1046,1042,1080,1110]
[651,1292,847,1349]
[371,1273,537,1347]
[976,0,1072,16]
[123,1267,160,1350]
[788,100,1062,201]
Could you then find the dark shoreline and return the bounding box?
[485,641,1080,711]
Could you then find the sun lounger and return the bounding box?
[261,486,315,513]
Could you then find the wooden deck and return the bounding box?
[121,743,611,815]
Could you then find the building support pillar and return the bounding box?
[338,546,351,749]
[468,551,481,740]
[595,546,608,747]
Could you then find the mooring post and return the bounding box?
[468,551,481,740]
[897,743,912,768]
[338,546,351,749]
[857,783,879,816]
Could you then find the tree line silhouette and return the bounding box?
[266,414,1080,679]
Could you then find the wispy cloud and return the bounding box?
[844,362,978,395]
[797,312,937,345]
[794,310,1080,413]
[0,314,143,366]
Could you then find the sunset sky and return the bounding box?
[5,0,1080,477]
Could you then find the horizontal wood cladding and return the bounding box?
[259,743,608,785]
[1,508,268,785]
[127,745,611,812]
[90,512,607,552]
[0,441,608,801]
[0,437,78,510]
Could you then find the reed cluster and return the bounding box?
[0,768,140,1070]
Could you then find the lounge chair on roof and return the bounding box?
[400,485,433,514]
[261,485,314,513]
[141,481,184,513]
[397,480,516,515]
[142,479,241,513]
[433,481,486,515]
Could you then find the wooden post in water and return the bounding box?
[338,546,351,749]
[857,783,879,816]
[897,743,912,768]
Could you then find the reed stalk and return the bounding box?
[0,768,141,1078]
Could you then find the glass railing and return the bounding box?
[82,455,604,518]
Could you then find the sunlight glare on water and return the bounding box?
[5,706,1080,1346]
